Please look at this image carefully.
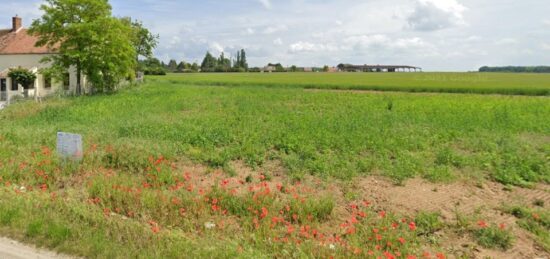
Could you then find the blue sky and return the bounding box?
[2,0,550,71]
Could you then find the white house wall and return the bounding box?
[0,54,88,102]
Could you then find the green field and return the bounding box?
[0,74,549,258]
[161,72,550,96]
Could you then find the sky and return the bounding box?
[2,0,549,71]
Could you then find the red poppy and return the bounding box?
[436,253,446,259]
[477,220,488,228]
[409,222,417,231]
[260,207,268,219]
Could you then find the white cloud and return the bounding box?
[258,0,271,9]
[288,41,338,53]
[244,27,255,35]
[263,25,288,34]
[407,0,467,31]
[273,38,283,45]
[495,38,518,45]
[544,19,550,27]
[208,42,224,54]
[542,43,550,50]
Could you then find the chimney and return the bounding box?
[12,16,22,32]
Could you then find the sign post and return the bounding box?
[56,132,83,161]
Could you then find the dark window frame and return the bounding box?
[0,78,6,92]
[11,78,18,91]
[63,73,70,90]
[44,74,52,89]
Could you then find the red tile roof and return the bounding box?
[0,28,57,55]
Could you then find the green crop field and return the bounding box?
[0,74,549,258]
[161,72,550,96]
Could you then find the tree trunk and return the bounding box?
[76,61,82,96]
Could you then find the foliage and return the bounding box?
[480,66,550,73]
[29,0,138,94]
[121,17,158,60]
[502,205,550,251]
[473,225,514,250]
[138,57,167,75]
[8,67,37,89]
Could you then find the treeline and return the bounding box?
[479,66,550,73]
[140,49,249,75]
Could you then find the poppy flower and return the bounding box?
[260,207,268,219]
[477,220,488,228]
[409,222,417,231]
[436,253,446,259]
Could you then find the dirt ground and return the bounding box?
[1,159,548,259]
[0,237,74,259]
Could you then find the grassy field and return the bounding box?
[160,72,550,96]
[0,74,549,258]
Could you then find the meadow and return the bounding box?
[161,72,550,96]
[0,73,549,258]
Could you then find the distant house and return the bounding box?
[337,64,422,73]
[0,16,87,104]
[262,65,276,73]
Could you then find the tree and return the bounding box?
[168,59,178,72]
[177,61,186,72]
[121,18,158,61]
[191,62,199,72]
[200,52,218,72]
[29,0,137,94]
[290,65,298,72]
[323,65,329,72]
[240,49,248,71]
[8,67,37,98]
[8,67,37,89]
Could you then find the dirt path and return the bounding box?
[0,237,73,259]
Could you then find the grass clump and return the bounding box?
[473,224,514,250]
[502,205,550,251]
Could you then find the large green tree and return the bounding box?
[200,52,218,72]
[29,0,137,94]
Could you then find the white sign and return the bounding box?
[56,132,83,160]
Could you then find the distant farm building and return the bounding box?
[338,64,422,72]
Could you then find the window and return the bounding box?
[0,79,6,92]
[63,73,70,90]
[11,78,18,91]
[44,74,52,89]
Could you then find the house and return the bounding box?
[0,16,87,104]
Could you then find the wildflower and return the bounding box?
[423,251,431,258]
[409,222,417,231]
[436,253,446,259]
[398,237,406,244]
[179,208,186,216]
[477,220,488,228]
[328,244,336,250]
[384,251,396,259]
[260,207,268,219]
[287,225,295,234]
[499,223,506,230]
[346,227,356,235]
[151,225,160,234]
[379,211,386,218]
[407,256,417,259]
[532,213,540,220]
[40,184,47,192]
